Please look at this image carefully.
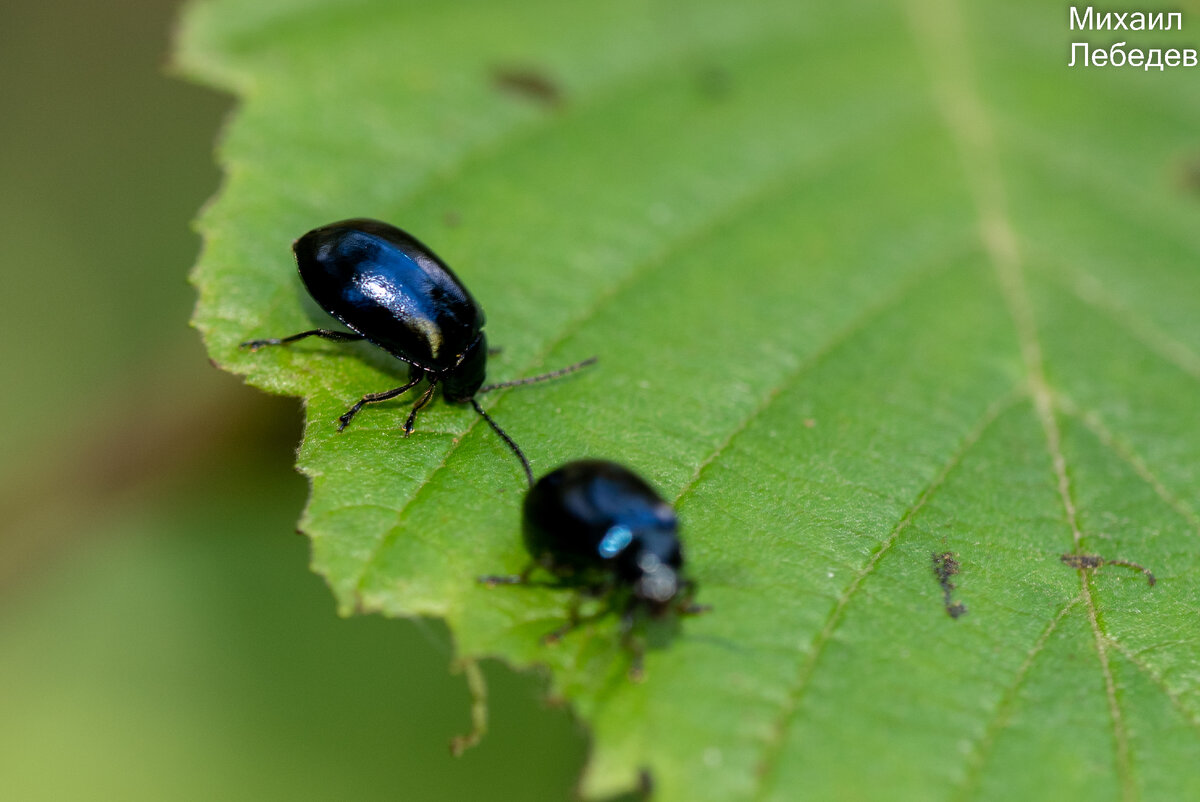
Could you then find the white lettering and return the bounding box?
[1069,10,1190,65]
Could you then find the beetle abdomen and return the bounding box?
[523,460,680,575]
[294,219,484,370]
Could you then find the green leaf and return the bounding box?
[177,0,1200,798]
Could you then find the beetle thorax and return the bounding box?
[440,332,487,401]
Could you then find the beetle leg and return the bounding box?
[619,600,646,682]
[580,575,617,598]
[543,597,616,645]
[337,375,423,431]
[477,562,536,587]
[403,379,439,436]
[478,567,597,592]
[675,579,712,616]
[241,329,364,351]
[544,588,628,643]
[469,398,534,487]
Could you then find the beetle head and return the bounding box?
[442,333,488,401]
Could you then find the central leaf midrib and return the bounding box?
[903,0,1135,798]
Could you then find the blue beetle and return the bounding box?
[483,459,708,678]
[242,219,593,484]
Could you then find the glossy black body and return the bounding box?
[245,219,596,485]
[294,218,487,399]
[524,460,685,610]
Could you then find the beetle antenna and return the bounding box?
[478,356,597,393]
[470,397,534,487]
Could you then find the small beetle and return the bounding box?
[242,219,594,484]
[482,459,708,678]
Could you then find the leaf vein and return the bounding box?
[1055,394,1200,538]
[1045,263,1200,385]
[751,388,1024,798]
[1106,637,1200,737]
[906,0,1138,796]
[951,597,1081,801]
[672,253,964,511]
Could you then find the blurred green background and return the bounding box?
[0,1,586,799]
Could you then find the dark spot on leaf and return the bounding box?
[1060,553,1103,571]
[638,769,654,798]
[931,551,967,618]
[443,210,461,228]
[491,65,564,108]
[1061,553,1155,586]
[695,65,732,100]
[1175,153,1200,195]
